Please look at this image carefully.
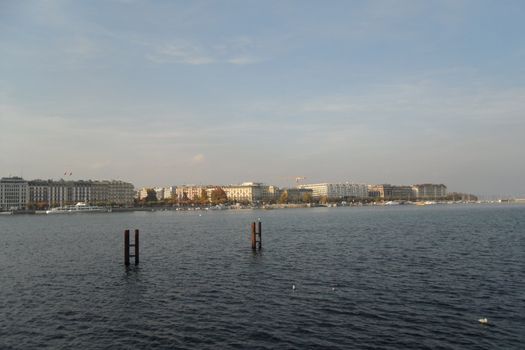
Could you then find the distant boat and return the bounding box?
[0,211,13,215]
[46,202,108,214]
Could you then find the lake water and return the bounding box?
[1,205,524,349]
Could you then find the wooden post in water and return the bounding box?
[124,229,130,266]
[257,221,262,249]
[134,229,140,265]
[124,229,139,266]
[251,221,262,250]
[251,222,257,250]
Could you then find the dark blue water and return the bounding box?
[1,205,524,349]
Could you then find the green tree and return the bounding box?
[302,192,313,203]
[278,191,288,204]
[200,189,209,205]
[192,194,201,204]
[211,187,228,205]
[145,188,157,202]
[167,196,178,206]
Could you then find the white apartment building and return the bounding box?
[154,187,165,201]
[153,186,177,201]
[0,177,29,211]
[176,185,214,201]
[298,183,368,199]
[138,188,149,200]
[163,186,176,200]
[223,182,279,203]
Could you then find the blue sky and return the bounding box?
[1,0,524,196]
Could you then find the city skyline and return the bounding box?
[2,1,525,197]
[0,174,482,201]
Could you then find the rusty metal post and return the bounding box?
[257,221,262,249]
[124,229,130,266]
[251,222,256,250]
[134,229,139,265]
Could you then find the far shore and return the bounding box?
[2,200,524,215]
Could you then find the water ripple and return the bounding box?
[1,205,524,349]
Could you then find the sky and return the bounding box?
[1,0,524,197]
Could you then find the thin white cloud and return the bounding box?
[191,153,205,164]
[147,38,264,65]
[90,160,112,170]
[227,56,262,65]
[63,37,100,58]
[147,43,214,65]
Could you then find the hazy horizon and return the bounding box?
[1,1,524,197]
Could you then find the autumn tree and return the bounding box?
[211,187,228,205]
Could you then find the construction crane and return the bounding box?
[278,176,307,187]
[294,176,306,185]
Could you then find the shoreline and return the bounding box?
[2,201,524,215]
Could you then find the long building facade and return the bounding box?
[412,184,447,199]
[368,184,415,200]
[222,182,279,203]
[297,183,369,199]
[176,185,214,201]
[1,177,134,210]
[368,183,447,200]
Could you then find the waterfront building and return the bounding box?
[138,188,150,200]
[412,184,447,199]
[0,177,29,211]
[222,182,279,203]
[388,185,415,200]
[154,187,165,201]
[152,186,177,201]
[27,179,135,207]
[163,186,176,200]
[368,184,416,200]
[104,180,135,205]
[29,179,51,207]
[48,180,92,206]
[368,185,384,198]
[297,183,368,199]
[176,185,213,201]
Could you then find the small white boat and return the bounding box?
[0,211,13,215]
[46,202,108,214]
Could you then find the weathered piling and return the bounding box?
[124,229,130,266]
[134,229,140,265]
[257,221,262,249]
[251,221,262,250]
[251,222,257,250]
[124,229,140,266]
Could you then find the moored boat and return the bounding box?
[46,202,108,214]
